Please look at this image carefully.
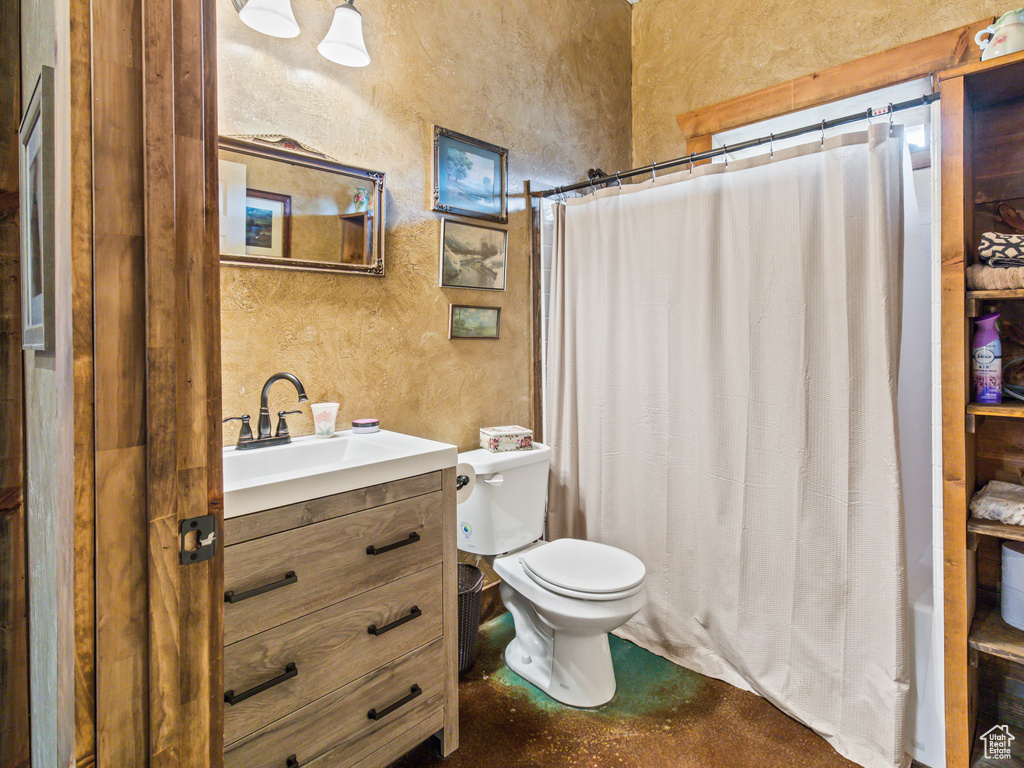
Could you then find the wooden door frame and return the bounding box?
[90,0,223,763]
[0,0,27,761]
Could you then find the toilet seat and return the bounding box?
[520,539,646,602]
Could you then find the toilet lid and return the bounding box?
[520,539,646,595]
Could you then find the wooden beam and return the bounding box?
[70,0,96,760]
[940,73,974,768]
[92,0,150,760]
[0,0,27,761]
[676,18,993,142]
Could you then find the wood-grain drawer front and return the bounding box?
[224,564,443,746]
[224,472,442,546]
[224,638,445,768]
[225,492,442,644]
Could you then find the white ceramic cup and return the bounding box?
[310,402,339,438]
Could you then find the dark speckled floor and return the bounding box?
[389,614,861,768]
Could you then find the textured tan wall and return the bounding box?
[219,0,632,449]
[631,0,1008,165]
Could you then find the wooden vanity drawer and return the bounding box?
[224,564,443,745]
[225,492,442,643]
[224,638,445,768]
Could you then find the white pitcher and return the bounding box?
[977,9,1024,61]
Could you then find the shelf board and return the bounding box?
[970,601,1024,666]
[966,402,1024,418]
[966,289,1024,301]
[969,518,1024,544]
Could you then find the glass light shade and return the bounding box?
[317,3,371,67]
[237,0,300,38]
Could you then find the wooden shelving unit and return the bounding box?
[968,518,1024,545]
[942,51,1024,767]
[970,600,1024,666]
[966,402,1024,418]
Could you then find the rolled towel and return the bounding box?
[979,231,1024,267]
[971,480,1024,527]
[966,263,1024,290]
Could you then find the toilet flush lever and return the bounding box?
[456,475,471,491]
[482,473,503,486]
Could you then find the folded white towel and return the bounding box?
[971,480,1024,527]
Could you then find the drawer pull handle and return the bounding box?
[225,662,298,706]
[224,571,297,603]
[365,532,420,556]
[285,756,300,768]
[368,606,422,636]
[367,684,422,721]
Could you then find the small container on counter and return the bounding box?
[352,418,379,434]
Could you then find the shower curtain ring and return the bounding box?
[888,103,895,135]
[689,153,694,174]
[769,133,774,158]
[651,161,657,179]
[723,145,728,168]
[615,172,622,187]
[820,120,826,147]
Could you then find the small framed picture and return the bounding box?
[440,219,507,291]
[433,126,507,223]
[20,66,55,352]
[449,304,501,340]
[245,189,291,259]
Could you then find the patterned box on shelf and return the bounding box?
[480,425,533,453]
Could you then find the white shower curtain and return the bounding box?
[546,125,909,768]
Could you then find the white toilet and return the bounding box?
[457,442,647,707]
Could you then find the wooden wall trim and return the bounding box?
[0,0,27,762]
[71,0,96,760]
[92,0,150,760]
[675,18,993,144]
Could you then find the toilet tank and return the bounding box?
[456,443,551,555]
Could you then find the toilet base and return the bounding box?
[501,582,618,708]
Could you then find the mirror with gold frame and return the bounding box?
[218,135,385,275]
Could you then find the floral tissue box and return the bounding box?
[480,425,533,453]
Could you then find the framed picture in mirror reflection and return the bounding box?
[245,189,291,260]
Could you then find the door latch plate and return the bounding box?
[180,515,217,565]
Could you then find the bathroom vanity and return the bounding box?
[220,431,459,768]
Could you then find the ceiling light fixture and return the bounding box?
[317,0,371,67]
[232,0,301,38]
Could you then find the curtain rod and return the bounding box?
[534,93,939,199]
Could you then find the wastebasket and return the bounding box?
[457,563,485,673]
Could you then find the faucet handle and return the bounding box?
[276,410,303,438]
[223,415,253,444]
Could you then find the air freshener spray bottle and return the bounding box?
[973,312,1002,404]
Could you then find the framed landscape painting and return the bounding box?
[245,189,291,259]
[440,219,507,291]
[449,305,500,339]
[433,126,507,223]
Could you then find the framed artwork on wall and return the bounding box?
[433,126,508,223]
[19,66,55,352]
[245,189,291,259]
[449,304,500,339]
[440,218,507,291]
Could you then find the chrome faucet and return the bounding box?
[223,372,309,450]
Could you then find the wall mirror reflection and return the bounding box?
[218,135,385,275]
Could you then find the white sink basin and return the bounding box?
[223,429,458,518]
